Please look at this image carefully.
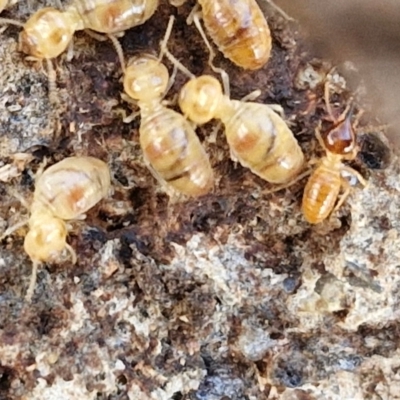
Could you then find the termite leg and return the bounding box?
[25,261,39,303]
[190,11,230,97]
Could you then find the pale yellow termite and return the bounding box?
[1,156,111,301]
[178,75,305,184]
[123,54,214,196]
[0,0,159,100]
[17,0,158,59]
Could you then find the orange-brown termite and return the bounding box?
[123,54,214,196]
[0,0,159,100]
[172,0,272,71]
[178,74,305,184]
[301,88,367,224]
[1,156,111,301]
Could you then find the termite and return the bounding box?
[0,0,159,101]
[301,85,367,224]
[171,0,272,71]
[122,54,214,196]
[178,74,305,184]
[1,156,111,301]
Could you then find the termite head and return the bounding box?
[179,75,223,124]
[19,8,76,59]
[124,54,169,101]
[24,216,68,263]
[323,105,357,158]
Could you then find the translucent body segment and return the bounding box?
[198,0,272,69]
[179,75,305,184]
[139,103,214,196]
[123,55,214,197]
[301,159,341,224]
[220,101,305,183]
[32,156,111,220]
[70,0,159,33]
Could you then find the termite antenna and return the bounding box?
[158,14,174,62]
[25,261,39,303]
[107,34,126,73]
[0,17,24,27]
[164,62,178,98]
[341,101,355,123]
[240,89,262,102]
[66,243,77,264]
[261,0,294,21]
[0,219,29,241]
[84,30,126,72]
[262,168,311,194]
[159,15,195,80]
[323,80,335,122]
[189,9,230,97]
[323,73,354,124]
[45,58,58,105]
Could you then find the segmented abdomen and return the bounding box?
[199,0,272,70]
[139,105,213,196]
[223,101,304,183]
[72,0,158,33]
[302,164,341,224]
[33,157,111,220]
